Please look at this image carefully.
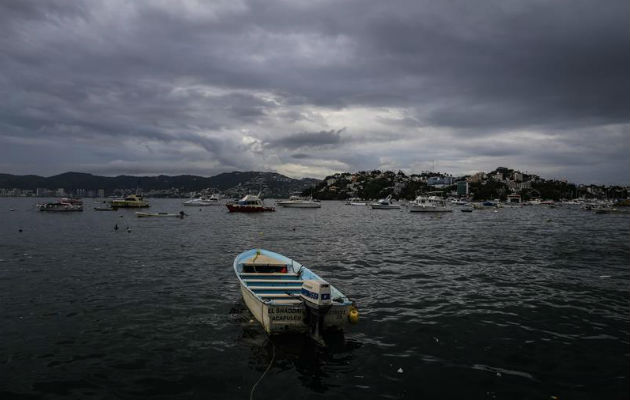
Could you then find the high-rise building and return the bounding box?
[457,181,469,196]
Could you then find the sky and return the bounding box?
[0,0,628,185]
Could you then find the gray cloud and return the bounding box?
[266,129,345,150]
[0,0,627,183]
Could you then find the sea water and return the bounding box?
[1,198,628,399]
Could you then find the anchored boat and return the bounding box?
[226,193,274,212]
[409,195,453,213]
[38,198,83,212]
[234,249,356,339]
[183,194,220,206]
[276,196,321,208]
[110,194,150,208]
[370,194,400,210]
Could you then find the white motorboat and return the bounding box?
[370,195,400,209]
[234,249,357,338]
[409,196,453,212]
[276,196,321,208]
[345,197,368,206]
[183,194,220,206]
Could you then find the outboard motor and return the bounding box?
[301,280,332,343]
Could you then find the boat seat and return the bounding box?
[248,286,302,291]
[244,279,303,284]
[257,293,298,298]
[240,273,299,280]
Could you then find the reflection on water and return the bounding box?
[0,198,628,399]
[234,301,362,395]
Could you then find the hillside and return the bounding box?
[0,171,319,198]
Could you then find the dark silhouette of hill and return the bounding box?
[0,171,319,197]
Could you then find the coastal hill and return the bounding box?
[306,168,628,201]
[0,171,319,198]
[1,168,627,200]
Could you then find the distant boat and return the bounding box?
[110,195,149,208]
[409,196,452,213]
[234,249,356,338]
[370,195,400,210]
[183,195,220,206]
[226,193,275,212]
[345,197,367,206]
[38,198,83,212]
[94,206,116,211]
[277,196,321,208]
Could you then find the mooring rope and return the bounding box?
[249,340,276,400]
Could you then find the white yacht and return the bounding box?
[409,196,452,213]
[370,195,400,210]
[183,194,220,206]
[277,195,321,208]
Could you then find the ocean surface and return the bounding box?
[1,198,628,399]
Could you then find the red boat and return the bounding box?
[226,194,275,212]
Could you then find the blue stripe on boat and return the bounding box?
[245,282,303,287]
[253,288,301,294]
[239,274,298,280]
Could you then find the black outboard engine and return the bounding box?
[301,280,332,344]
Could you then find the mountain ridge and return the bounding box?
[0,171,320,197]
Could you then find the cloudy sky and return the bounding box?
[0,0,628,184]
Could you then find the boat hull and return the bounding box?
[227,204,275,212]
[39,207,83,212]
[110,203,149,208]
[240,284,351,334]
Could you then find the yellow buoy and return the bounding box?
[348,306,359,324]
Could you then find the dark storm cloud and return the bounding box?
[266,129,345,150]
[0,0,627,182]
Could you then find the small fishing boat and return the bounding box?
[234,249,357,339]
[94,206,116,211]
[277,196,321,208]
[136,211,185,218]
[110,194,150,208]
[370,195,400,210]
[226,193,274,212]
[409,195,452,213]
